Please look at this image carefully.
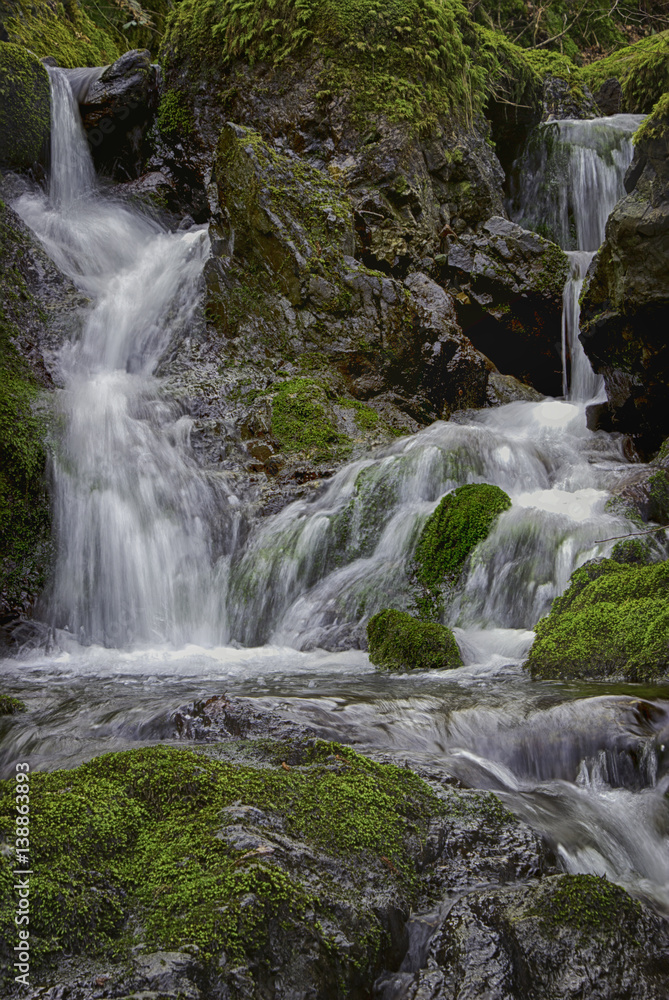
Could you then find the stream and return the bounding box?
[2,72,668,924]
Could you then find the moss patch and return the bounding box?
[156,88,195,140]
[271,376,350,461]
[0,695,25,714]
[0,743,443,979]
[633,91,669,146]
[0,44,50,170]
[413,483,511,621]
[0,0,121,67]
[367,608,462,671]
[525,558,669,682]
[533,873,642,937]
[580,31,669,113]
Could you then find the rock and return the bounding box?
[525,558,669,682]
[377,873,669,1000]
[80,49,159,180]
[112,169,181,225]
[0,43,50,170]
[0,188,88,631]
[443,216,569,395]
[592,77,623,116]
[542,73,600,121]
[580,98,669,457]
[367,609,463,672]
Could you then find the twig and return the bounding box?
[594,524,669,543]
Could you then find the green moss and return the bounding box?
[0,44,50,170]
[0,743,443,978]
[162,0,487,129]
[156,88,195,139]
[367,607,462,671]
[526,558,669,682]
[338,397,380,431]
[271,376,349,460]
[580,31,669,113]
[413,483,511,621]
[0,695,25,714]
[611,538,652,566]
[633,92,669,145]
[533,873,642,936]
[0,0,122,67]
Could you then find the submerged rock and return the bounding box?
[525,558,669,682]
[367,609,462,672]
[0,43,50,170]
[580,97,669,457]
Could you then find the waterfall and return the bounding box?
[14,69,234,647]
[511,114,644,402]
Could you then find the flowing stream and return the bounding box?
[2,80,668,924]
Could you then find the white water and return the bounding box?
[511,113,644,402]
[14,69,234,648]
[4,79,668,926]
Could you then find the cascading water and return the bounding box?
[510,114,644,402]
[14,69,234,647]
[2,79,668,939]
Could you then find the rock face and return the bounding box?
[0,43,50,170]
[0,186,87,633]
[153,54,506,267]
[580,103,669,456]
[444,217,569,395]
[79,49,159,180]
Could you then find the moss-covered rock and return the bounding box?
[0,0,121,67]
[525,558,669,682]
[413,483,511,620]
[0,742,441,991]
[367,608,462,672]
[580,31,669,114]
[0,44,50,170]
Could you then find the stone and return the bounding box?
[592,77,623,116]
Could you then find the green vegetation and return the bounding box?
[0,695,25,714]
[533,873,642,936]
[634,91,669,145]
[271,376,349,460]
[0,44,50,170]
[0,0,170,65]
[162,0,487,129]
[580,31,669,113]
[0,743,443,977]
[413,483,511,620]
[156,88,196,139]
[0,208,52,617]
[526,558,669,682]
[367,607,462,671]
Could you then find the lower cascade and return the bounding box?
[1,22,668,1000]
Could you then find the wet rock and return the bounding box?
[443,216,569,395]
[80,49,159,180]
[592,77,623,116]
[542,74,599,121]
[580,101,669,457]
[377,874,669,1000]
[0,43,50,170]
[0,187,88,629]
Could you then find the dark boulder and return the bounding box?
[443,216,569,395]
[580,100,669,457]
[592,77,623,116]
[79,49,159,180]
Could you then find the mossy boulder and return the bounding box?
[0,741,439,993]
[0,0,120,67]
[0,44,50,170]
[413,483,512,620]
[525,558,669,682]
[580,31,669,114]
[367,608,462,672]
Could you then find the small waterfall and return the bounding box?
[511,114,644,401]
[14,69,234,647]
